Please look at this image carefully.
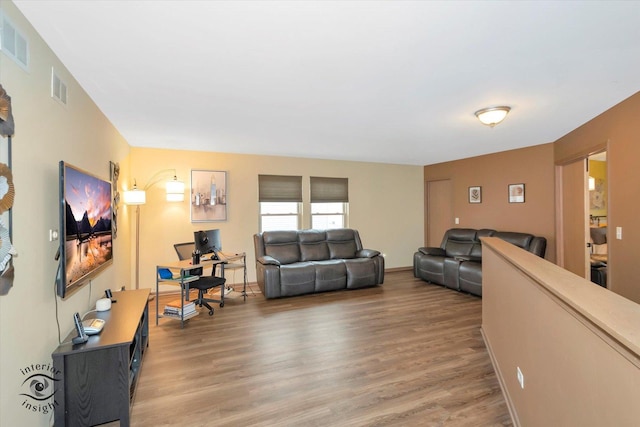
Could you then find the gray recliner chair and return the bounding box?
[414,228,547,297]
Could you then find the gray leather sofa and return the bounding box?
[254,228,384,298]
[413,228,546,296]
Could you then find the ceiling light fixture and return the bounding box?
[474,106,511,127]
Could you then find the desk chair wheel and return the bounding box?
[219,302,224,308]
[208,309,214,316]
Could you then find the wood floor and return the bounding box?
[128,270,512,426]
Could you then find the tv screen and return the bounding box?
[57,161,113,298]
[194,229,221,255]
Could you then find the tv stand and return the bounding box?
[52,289,149,427]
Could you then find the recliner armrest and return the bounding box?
[356,249,381,258]
[418,247,445,256]
[257,255,281,266]
[454,255,482,263]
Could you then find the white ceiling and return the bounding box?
[13,1,640,166]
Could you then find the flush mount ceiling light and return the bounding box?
[474,106,511,127]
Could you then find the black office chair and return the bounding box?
[173,242,226,316]
[589,227,607,287]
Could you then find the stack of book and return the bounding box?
[163,298,197,319]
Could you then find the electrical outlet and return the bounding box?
[455,217,460,224]
[517,366,524,389]
[49,229,59,241]
[616,227,622,240]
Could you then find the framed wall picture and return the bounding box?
[191,170,227,222]
[469,186,482,203]
[509,183,525,203]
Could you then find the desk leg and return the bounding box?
[156,275,160,326]
[220,263,225,308]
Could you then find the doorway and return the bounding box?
[426,179,453,247]
[556,150,608,285]
[588,151,608,287]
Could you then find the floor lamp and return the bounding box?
[124,170,185,293]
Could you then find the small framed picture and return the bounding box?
[509,183,525,203]
[469,186,482,203]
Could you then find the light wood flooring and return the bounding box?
[129,270,512,426]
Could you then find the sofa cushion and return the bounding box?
[263,230,301,265]
[459,261,483,296]
[493,231,533,250]
[327,229,358,259]
[344,258,376,289]
[444,240,474,258]
[280,262,316,296]
[313,260,347,292]
[299,230,330,261]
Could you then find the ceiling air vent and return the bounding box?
[0,12,29,70]
[51,68,68,105]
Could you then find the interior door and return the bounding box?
[426,179,453,247]
[558,159,589,278]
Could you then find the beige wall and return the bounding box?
[0,3,132,426]
[555,91,640,302]
[482,237,640,426]
[130,147,424,293]
[423,143,556,262]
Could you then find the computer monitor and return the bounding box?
[194,229,221,256]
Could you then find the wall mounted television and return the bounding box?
[57,161,113,298]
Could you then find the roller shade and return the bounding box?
[258,174,302,202]
[310,177,349,203]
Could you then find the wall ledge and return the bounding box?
[482,236,640,364]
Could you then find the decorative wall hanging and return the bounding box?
[0,218,16,295]
[110,161,120,237]
[190,170,227,222]
[508,183,525,203]
[0,84,15,137]
[468,186,482,204]
[0,163,15,213]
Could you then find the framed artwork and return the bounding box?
[508,183,525,203]
[191,170,227,222]
[469,186,482,203]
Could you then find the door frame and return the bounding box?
[555,143,608,279]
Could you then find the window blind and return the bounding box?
[258,175,303,202]
[310,177,349,203]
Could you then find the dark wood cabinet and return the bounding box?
[52,289,149,427]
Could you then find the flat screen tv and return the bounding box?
[56,161,113,298]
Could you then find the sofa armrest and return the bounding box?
[418,247,445,257]
[257,255,281,266]
[356,249,381,258]
[454,255,482,263]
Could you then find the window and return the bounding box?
[311,202,347,229]
[310,177,348,229]
[258,175,302,232]
[260,202,300,231]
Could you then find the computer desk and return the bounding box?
[155,252,247,327]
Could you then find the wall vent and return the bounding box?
[0,12,29,71]
[51,68,68,105]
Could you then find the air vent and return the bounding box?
[51,68,68,105]
[0,12,29,70]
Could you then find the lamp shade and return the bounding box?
[123,188,146,205]
[166,177,185,202]
[475,106,511,127]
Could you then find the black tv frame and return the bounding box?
[57,161,113,299]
